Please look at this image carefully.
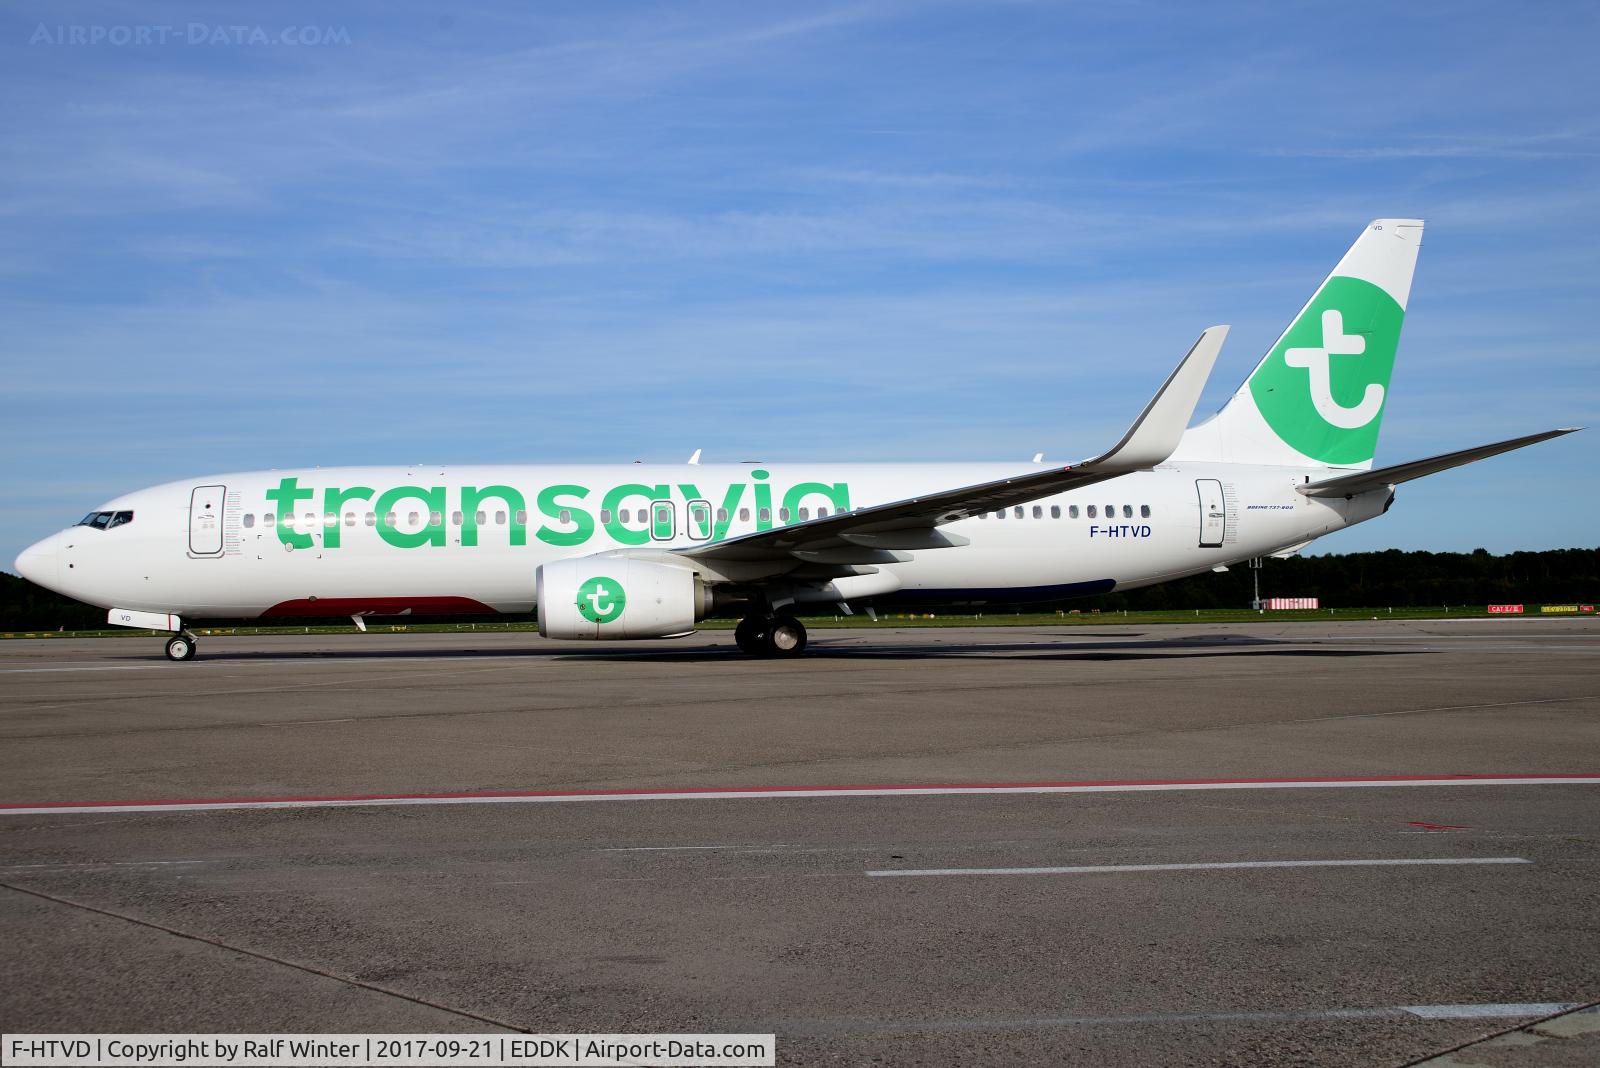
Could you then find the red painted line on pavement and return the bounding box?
[2,774,1597,816]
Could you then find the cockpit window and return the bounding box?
[77,510,133,530]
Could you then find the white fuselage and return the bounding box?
[16,461,1386,619]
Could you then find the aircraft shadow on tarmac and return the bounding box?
[809,646,1423,663]
[581,643,1429,663]
[144,634,1427,665]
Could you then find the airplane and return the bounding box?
[11,219,1580,661]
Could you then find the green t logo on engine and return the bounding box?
[576,576,626,624]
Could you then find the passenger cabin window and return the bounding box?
[1087,505,1097,518]
[1141,505,1151,518]
[452,511,464,526]
[243,514,255,529]
[558,509,572,524]
[717,508,729,523]
[798,507,810,521]
[651,502,675,541]
[1013,507,1024,519]
[515,510,528,525]
[365,512,376,527]
[495,510,506,525]
[1069,505,1079,518]
[600,509,613,524]
[688,502,712,540]
[779,508,791,523]
[1123,505,1133,518]
[344,513,356,527]
[264,512,275,526]
[739,508,751,522]
[1032,505,1042,519]
[818,508,829,518]
[1050,505,1060,519]
[759,507,771,524]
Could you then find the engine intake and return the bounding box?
[536,556,709,640]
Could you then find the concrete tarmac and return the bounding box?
[1,619,1597,1065]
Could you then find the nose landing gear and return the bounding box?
[734,613,808,657]
[163,632,199,662]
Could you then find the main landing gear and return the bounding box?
[734,613,807,658]
[163,631,199,662]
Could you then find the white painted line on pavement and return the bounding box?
[4,776,1596,816]
[785,1002,1583,1035]
[866,857,1532,877]
[1404,1002,1575,1019]
[597,845,740,852]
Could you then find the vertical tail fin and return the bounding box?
[1174,219,1424,470]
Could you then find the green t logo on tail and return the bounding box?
[576,576,626,624]
[1248,275,1405,465]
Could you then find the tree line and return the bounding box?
[2,546,1596,630]
[1083,547,1599,612]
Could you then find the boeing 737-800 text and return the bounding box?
[12,220,1579,659]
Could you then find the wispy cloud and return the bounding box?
[1258,131,1600,161]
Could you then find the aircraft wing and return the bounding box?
[679,326,1227,565]
[1298,427,1581,499]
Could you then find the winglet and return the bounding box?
[1085,325,1228,472]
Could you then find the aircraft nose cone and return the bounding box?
[14,536,60,588]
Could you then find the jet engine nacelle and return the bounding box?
[536,556,709,640]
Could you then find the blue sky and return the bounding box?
[2,0,1596,568]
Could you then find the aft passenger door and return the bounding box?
[189,484,226,556]
[1196,478,1226,548]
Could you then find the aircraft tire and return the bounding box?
[734,616,765,655]
[763,615,807,657]
[164,634,197,662]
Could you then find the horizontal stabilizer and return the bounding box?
[1298,428,1581,498]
